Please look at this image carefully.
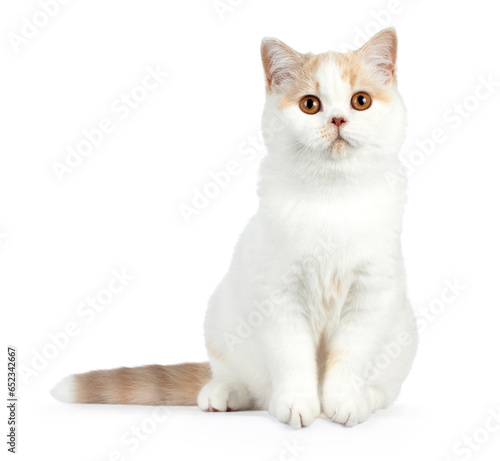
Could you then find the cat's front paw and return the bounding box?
[322,388,371,427]
[269,393,320,429]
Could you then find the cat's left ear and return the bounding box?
[358,28,398,84]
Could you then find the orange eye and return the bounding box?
[299,95,321,114]
[351,92,372,111]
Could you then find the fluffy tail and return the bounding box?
[51,362,211,406]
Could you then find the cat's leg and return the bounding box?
[262,304,321,429]
[197,282,254,413]
[365,303,418,411]
[321,276,417,426]
[197,358,252,412]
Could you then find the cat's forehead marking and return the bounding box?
[332,52,363,86]
[315,53,353,106]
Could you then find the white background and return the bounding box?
[1,0,500,460]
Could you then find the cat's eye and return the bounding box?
[299,95,321,114]
[351,92,372,111]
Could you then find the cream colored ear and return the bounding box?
[261,37,303,92]
[358,28,398,84]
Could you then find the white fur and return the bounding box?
[51,376,76,403]
[198,33,417,429]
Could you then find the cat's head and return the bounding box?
[260,28,406,180]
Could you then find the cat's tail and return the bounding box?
[50,362,211,406]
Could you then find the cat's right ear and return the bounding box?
[261,38,303,92]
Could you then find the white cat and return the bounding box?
[52,27,418,429]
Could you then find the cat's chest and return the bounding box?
[279,192,393,262]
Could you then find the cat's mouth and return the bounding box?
[329,135,349,152]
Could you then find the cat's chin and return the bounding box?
[328,138,350,156]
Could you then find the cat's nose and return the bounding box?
[331,117,347,127]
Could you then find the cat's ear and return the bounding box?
[261,38,303,92]
[358,28,398,84]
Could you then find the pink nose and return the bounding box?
[331,117,346,127]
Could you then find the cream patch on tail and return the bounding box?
[51,362,212,406]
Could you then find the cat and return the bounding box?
[52,27,418,429]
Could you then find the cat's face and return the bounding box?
[260,28,406,171]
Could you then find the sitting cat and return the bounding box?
[52,27,418,429]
